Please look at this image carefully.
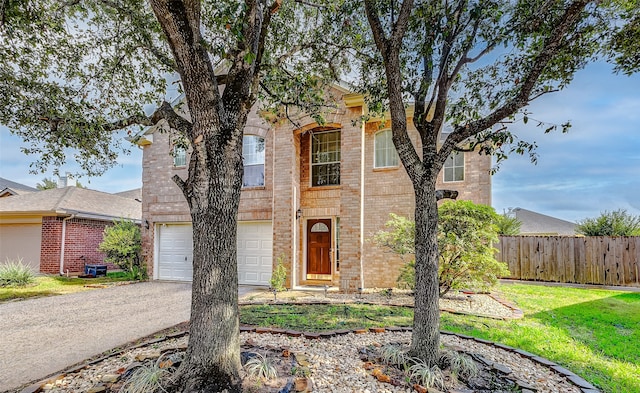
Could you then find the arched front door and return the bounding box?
[306,219,332,279]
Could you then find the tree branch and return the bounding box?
[443,0,590,153]
[172,173,188,196]
[149,101,193,136]
[364,0,389,53]
[391,0,415,46]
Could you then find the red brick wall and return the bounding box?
[40,217,62,274]
[40,216,116,274]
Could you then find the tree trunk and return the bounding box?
[409,179,440,365]
[171,129,244,392]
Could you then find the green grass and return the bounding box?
[441,284,640,393]
[0,272,133,302]
[240,303,413,331]
[240,284,640,393]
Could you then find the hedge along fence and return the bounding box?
[496,236,640,286]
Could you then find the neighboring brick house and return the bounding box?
[137,86,491,290]
[0,186,141,273]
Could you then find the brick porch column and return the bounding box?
[338,108,365,292]
[272,126,301,288]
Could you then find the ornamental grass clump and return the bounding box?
[0,259,35,287]
[439,349,479,380]
[119,353,178,393]
[380,344,410,368]
[408,359,445,390]
[244,352,278,380]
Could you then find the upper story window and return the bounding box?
[444,151,464,182]
[243,135,265,187]
[173,146,187,167]
[374,129,398,168]
[311,130,341,187]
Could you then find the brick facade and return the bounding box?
[141,89,492,289]
[40,216,113,274]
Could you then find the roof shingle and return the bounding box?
[0,186,141,221]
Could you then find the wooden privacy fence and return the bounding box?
[496,236,640,286]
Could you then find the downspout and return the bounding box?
[59,214,76,275]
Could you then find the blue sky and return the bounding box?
[491,62,640,222]
[1,62,638,223]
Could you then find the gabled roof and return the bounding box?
[511,207,577,235]
[0,177,38,197]
[114,188,142,201]
[0,186,141,222]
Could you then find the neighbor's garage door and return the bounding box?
[237,221,272,285]
[0,223,42,271]
[157,224,193,281]
[157,221,272,285]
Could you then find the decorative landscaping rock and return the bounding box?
[134,351,161,361]
[567,375,597,390]
[16,317,596,393]
[492,362,513,374]
[100,374,119,383]
[294,377,310,392]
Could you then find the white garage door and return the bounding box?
[157,224,193,281]
[0,224,42,271]
[237,221,272,286]
[156,221,272,285]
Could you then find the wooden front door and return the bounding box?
[307,219,332,278]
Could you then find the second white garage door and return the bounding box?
[237,221,273,285]
[157,221,272,285]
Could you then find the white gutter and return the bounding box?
[59,214,76,275]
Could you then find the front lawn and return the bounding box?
[0,272,134,302]
[240,284,640,393]
[441,284,640,393]
[241,303,413,331]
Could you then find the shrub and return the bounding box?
[373,201,510,297]
[98,219,145,279]
[576,209,640,236]
[396,260,416,290]
[0,259,36,287]
[270,255,287,292]
[372,213,415,255]
[438,200,510,296]
[496,212,521,235]
[372,214,416,290]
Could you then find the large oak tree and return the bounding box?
[356,0,638,365]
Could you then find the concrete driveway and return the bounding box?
[0,282,261,392]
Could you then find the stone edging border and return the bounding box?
[239,291,525,320]
[17,330,190,393]
[20,323,598,393]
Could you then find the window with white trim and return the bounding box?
[311,130,341,187]
[173,146,187,167]
[242,135,265,187]
[374,129,398,168]
[444,151,464,182]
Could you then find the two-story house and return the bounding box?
[136,85,491,291]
